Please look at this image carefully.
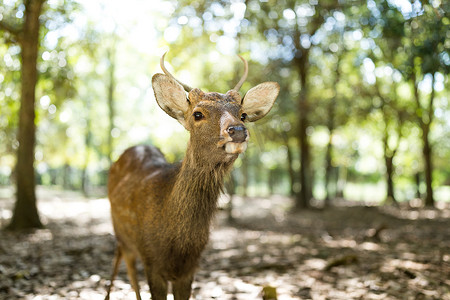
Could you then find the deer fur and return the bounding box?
[105,54,279,300]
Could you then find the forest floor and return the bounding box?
[0,187,449,300]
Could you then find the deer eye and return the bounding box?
[241,113,247,122]
[193,111,204,121]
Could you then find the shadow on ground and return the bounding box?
[0,188,449,299]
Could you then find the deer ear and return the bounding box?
[152,73,189,127]
[241,82,279,122]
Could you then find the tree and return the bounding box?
[106,43,116,166]
[376,82,406,205]
[1,0,46,230]
[243,0,341,208]
[405,2,448,206]
[364,0,408,204]
[1,0,80,228]
[323,52,343,206]
[313,24,350,206]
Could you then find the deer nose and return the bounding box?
[227,125,247,143]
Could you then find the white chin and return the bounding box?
[225,142,248,154]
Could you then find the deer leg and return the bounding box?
[145,269,168,300]
[172,275,193,300]
[105,246,122,300]
[122,251,142,300]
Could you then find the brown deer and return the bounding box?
[105,53,279,300]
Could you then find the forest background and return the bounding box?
[0,0,449,230]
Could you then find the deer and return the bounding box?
[105,52,279,300]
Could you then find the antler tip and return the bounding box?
[160,51,192,92]
[233,54,248,92]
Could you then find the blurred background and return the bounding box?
[0,0,449,229]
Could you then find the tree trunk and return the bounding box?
[336,166,346,199]
[422,125,433,206]
[297,101,311,208]
[225,171,237,223]
[282,131,296,196]
[241,154,249,197]
[412,72,435,207]
[294,52,312,209]
[268,169,275,195]
[384,155,396,205]
[7,0,45,230]
[106,47,116,166]
[414,172,421,199]
[82,112,92,197]
[325,54,342,207]
[381,120,399,206]
[324,132,334,206]
[423,74,435,207]
[324,96,337,207]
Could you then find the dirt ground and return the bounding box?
[0,187,449,300]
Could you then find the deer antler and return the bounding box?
[233,55,248,92]
[160,52,193,92]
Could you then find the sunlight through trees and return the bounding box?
[0,0,448,229]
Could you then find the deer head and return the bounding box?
[152,53,279,164]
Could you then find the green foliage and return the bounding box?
[0,0,448,203]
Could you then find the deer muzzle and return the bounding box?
[227,125,247,143]
[218,111,249,155]
[222,125,248,154]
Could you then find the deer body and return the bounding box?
[106,54,279,300]
[109,143,231,279]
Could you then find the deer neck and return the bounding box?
[167,142,234,247]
